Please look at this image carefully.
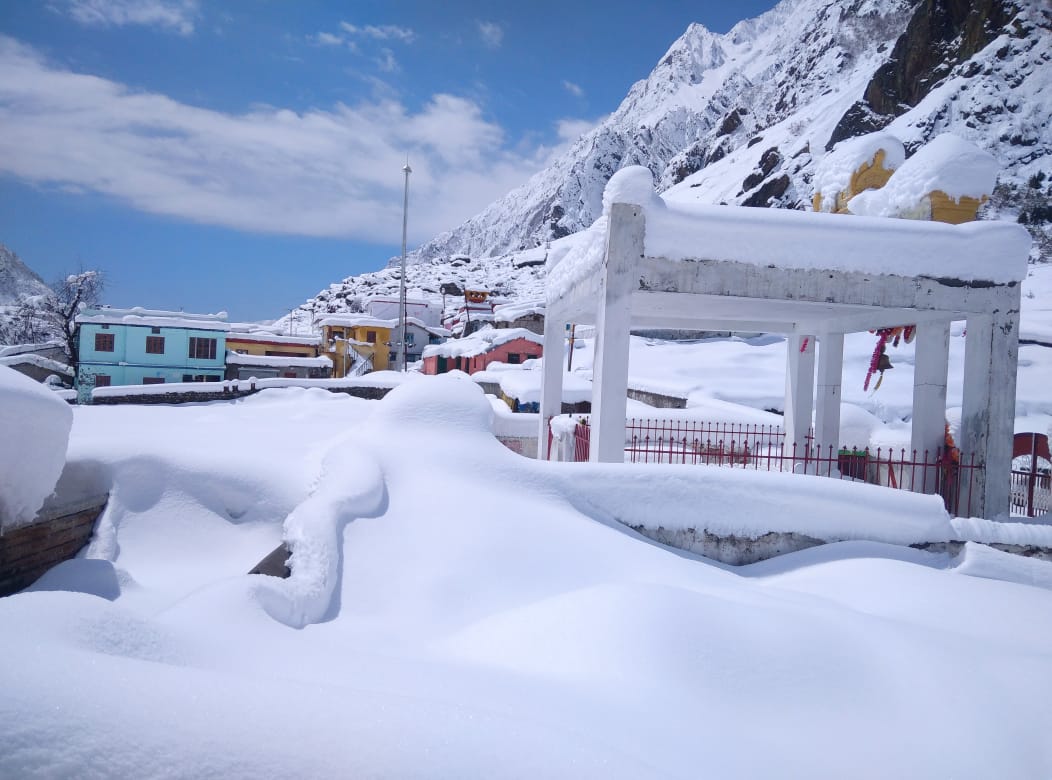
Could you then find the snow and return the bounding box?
[2,377,1052,777]
[498,368,592,404]
[225,351,332,368]
[848,133,999,218]
[422,326,542,359]
[549,166,1031,298]
[0,365,72,528]
[493,298,545,323]
[0,351,73,376]
[76,307,230,331]
[88,372,418,398]
[812,131,905,206]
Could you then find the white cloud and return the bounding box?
[555,118,598,144]
[477,21,503,49]
[0,36,581,245]
[315,31,343,47]
[339,22,416,43]
[562,80,584,98]
[64,0,199,35]
[375,48,399,73]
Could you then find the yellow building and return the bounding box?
[224,326,329,380]
[319,316,395,376]
[226,327,321,359]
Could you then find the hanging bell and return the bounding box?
[877,352,893,371]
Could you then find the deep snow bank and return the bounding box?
[0,365,72,527]
[2,378,1052,778]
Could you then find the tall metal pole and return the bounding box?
[396,159,412,372]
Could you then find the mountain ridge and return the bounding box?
[289,0,1052,324]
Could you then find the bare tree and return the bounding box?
[42,269,105,364]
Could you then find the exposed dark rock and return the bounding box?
[716,107,745,137]
[828,0,1020,149]
[742,174,791,207]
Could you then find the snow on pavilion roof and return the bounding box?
[547,167,1031,312]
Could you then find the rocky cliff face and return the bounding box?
[296,0,1051,322]
[0,244,49,307]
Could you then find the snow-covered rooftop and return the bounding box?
[225,351,332,368]
[493,299,545,323]
[226,325,321,346]
[76,306,230,331]
[422,327,543,359]
[498,368,591,404]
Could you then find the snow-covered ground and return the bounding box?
[2,377,1052,777]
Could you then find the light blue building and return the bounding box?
[75,307,229,390]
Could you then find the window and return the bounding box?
[388,351,398,363]
[188,337,217,360]
[93,374,111,387]
[507,353,521,364]
[143,377,165,385]
[405,332,415,346]
[151,327,161,334]
[366,330,377,343]
[146,335,165,354]
[94,332,115,352]
[183,374,194,382]
[265,350,300,357]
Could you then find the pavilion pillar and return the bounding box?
[960,289,1021,518]
[590,202,643,463]
[814,332,844,458]
[910,321,951,493]
[785,333,816,465]
[537,312,565,460]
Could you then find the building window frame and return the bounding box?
[94,332,115,352]
[145,335,165,354]
[188,336,217,360]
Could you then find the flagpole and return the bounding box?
[397,159,412,371]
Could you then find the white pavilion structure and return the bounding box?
[537,167,1032,519]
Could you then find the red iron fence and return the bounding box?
[572,417,985,517]
[1011,432,1051,518]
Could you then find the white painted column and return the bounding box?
[590,202,643,463]
[784,333,816,465]
[960,289,1021,518]
[814,332,844,458]
[910,321,951,492]
[537,312,565,460]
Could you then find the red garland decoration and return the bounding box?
[864,325,916,391]
[864,329,890,391]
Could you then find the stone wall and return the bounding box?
[82,383,393,406]
[626,387,687,409]
[0,496,107,596]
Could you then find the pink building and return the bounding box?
[421,328,542,375]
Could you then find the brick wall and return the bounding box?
[0,498,107,597]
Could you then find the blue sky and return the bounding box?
[0,0,777,322]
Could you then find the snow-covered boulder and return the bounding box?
[848,134,999,224]
[812,132,905,213]
[0,365,73,528]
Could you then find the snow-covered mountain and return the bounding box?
[297,0,1051,323]
[0,244,49,307]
